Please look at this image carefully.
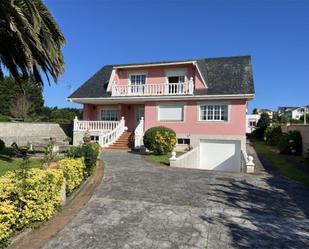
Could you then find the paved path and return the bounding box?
[43,151,309,249]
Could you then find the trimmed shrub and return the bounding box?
[58,158,85,193]
[265,125,282,146]
[82,143,100,175]
[278,131,302,155]
[66,144,101,176]
[0,139,4,152]
[143,126,176,155]
[66,146,83,158]
[0,169,64,246]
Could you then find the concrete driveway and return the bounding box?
[43,151,309,249]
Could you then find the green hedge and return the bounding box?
[58,158,85,193]
[265,125,282,146]
[0,169,64,247]
[278,130,302,155]
[143,126,176,155]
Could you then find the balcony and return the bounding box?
[111,78,194,97]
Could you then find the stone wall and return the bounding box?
[0,122,72,146]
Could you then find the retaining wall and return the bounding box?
[0,122,72,146]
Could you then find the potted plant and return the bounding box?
[83,130,91,144]
[43,138,58,169]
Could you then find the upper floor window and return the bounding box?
[130,74,146,85]
[199,104,228,121]
[101,109,118,121]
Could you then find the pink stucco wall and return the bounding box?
[83,99,247,136]
[83,104,98,120]
[144,100,247,136]
[109,64,205,90]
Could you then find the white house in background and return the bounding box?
[277,106,309,120]
[255,108,273,119]
[246,114,260,133]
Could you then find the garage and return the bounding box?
[199,139,241,172]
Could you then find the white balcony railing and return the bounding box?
[111,78,194,97]
[73,118,119,132]
[73,116,127,147]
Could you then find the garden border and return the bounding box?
[7,158,104,249]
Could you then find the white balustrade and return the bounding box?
[112,78,194,97]
[99,117,126,147]
[74,117,120,132]
[134,117,144,149]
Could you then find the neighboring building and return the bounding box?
[277,106,309,120]
[69,55,255,172]
[255,108,273,119]
[246,114,260,133]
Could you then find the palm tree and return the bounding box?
[0,0,65,85]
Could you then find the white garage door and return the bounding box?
[200,139,241,172]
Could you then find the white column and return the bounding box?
[73,116,79,131]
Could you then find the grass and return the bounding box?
[145,151,185,166]
[0,153,43,176]
[253,141,309,186]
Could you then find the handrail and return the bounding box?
[99,117,126,147]
[134,117,144,149]
[74,117,119,131]
[112,78,194,96]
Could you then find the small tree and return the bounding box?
[10,94,31,120]
[252,108,258,114]
[257,112,270,130]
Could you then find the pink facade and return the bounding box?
[109,64,205,90]
[144,100,246,136]
[83,99,246,136]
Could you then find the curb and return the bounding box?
[8,158,104,249]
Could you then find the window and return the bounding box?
[249,120,256,127]
[91,136,99,143]
[101,109,118,121]
[130,74,146,85]
[158,104,184,121]
[177,138,190,145]
[200,104,228,121]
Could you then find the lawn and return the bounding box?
[0,153,43,176]
[253,141,309,187]
[145,151,185,166]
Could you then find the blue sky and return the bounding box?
[44,0,309,112]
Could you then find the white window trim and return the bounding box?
[157,102,186,122]
[197,102,230,123]
[165,68,187,84]
[128,71,148,86]
[98,106,120,121]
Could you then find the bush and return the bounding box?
[0,169,64,246]
[278,131,302,155]
[0,140,4,152]
[58,158,85,193]
[143,126,176,155]
[66,146,83,158]
[82,143,100,175]
[265,125,282,146]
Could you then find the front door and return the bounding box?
[135,106,145,127]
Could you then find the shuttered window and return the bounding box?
[158,104,184,121]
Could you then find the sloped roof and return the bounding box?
[69,55,254,99]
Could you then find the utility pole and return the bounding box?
[304,106,307,125]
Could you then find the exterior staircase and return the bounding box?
[105,131,134,150]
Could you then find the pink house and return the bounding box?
[69,56,255,172]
